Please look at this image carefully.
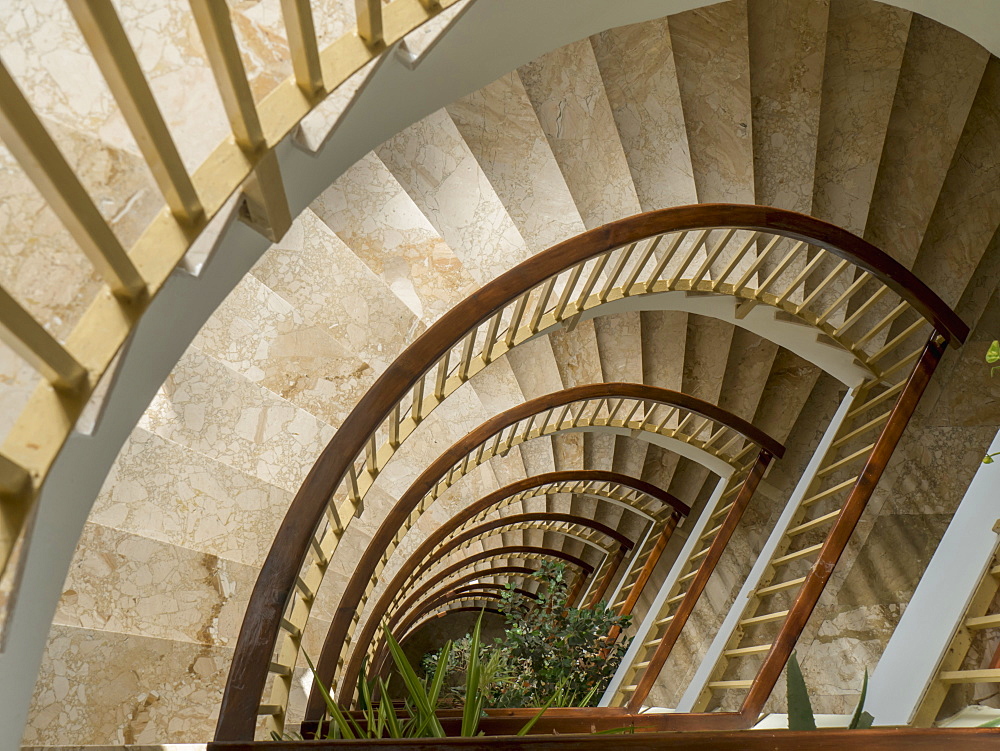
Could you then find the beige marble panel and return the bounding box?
[717,328,779,423]
[591,16,697,211]
[640,310,687,390]
[518,39,642,229]
[865,15,988,269]
[547,320,603,387]
[447,72,586,253]
[89,427,291,568]
[669,1,755,204]
[25,625,233,745]
[194,274,374,429]
[469,357,551,478]
[55,523,255,648]
[752,349,824,445]
[811,0,910,234]
[310,151,478,322]
[251,208,424,373]
[911,58,1000,308]
[139,345,335,492]
[593,311,648,475]
[682,316,734,405]
[110,0,233,172]
[376,108,529,285]
[748,0,828,213]
[0,343,40,441]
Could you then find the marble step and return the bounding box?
[446,70,587,254]
[517,37,642,229]
[310,150,479,325]
[590,14,697,213]
[669,1,755,206]
[376,108,530,286]
[910,58,1000,312]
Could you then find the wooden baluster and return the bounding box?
[738,334,946,723]
[0,59,145,299]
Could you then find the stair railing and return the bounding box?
[318,383,782,720]
[219,206,966,739]
[0,0,462,596]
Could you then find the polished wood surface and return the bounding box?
[627,451,773,710]
[219,205,960,740]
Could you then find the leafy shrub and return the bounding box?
[422,561,633,708]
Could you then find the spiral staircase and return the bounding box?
[3,0,1000,748]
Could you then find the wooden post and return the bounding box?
[626,451,772,712]
[738,334,946,723]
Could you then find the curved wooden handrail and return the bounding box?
[312,383,780,714]
[221,204,947,738]
[345,470,675,668]
[387,546,593,625]
[409,512,632,582]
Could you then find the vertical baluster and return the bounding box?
[690,229,737,287]
[68,1,203,223]
[553,262,586,320]
[355,0,384,47]
[0,60,145,298]
[280,0,324,96]
[504,294,531,348]
[433,350,450,400]
[189,0,290,240]
[710,230,761,290]
[621,236,664,291]
[599,243,638,302]
[529,277,558,333]
[458,328,478,380]
[482,310,504,363]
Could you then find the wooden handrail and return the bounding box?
[339,470,678,676]
[315,383,780,714]
[219,205,954,739]
[215,727,1000,747]
[408,512,633,583]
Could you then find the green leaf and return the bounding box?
[977,716,1000,728]
[517,691,558,736]
[855,711,875,730]
[786,652,816,731]
[848,668,870,729]
[383,625,445,737]
[985,455,995,464]
[302,650,357,740]
[987,340,1000,364]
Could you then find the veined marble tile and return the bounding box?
[748,0,828,213]
[25,625,234,745]
[447,71,586,254]
[669,1,755,204]
[717,328,779,423]
[593,311,647,478]
[90,427,291,569]
[641,440,682,492]
[376,108,529,285]
[591,16,697,211]
[310,151,478,322]
[138,345,335,492]
[55,524,255,647]
[518,38,642,229]
[251,208,424,373]
[194,273,374,429]
[752,348,824,445]
[469,357,551,478]
[912,58,1000,308]
[641,310,687,390]
[682,316,734,405]
[812,0,910,235]
[547,320,603,387]
[865,15,988,270]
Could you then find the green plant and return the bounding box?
[983,341,1000,464]
[423,561,633,708]
[274,613,550,740]
[786,652,874,730]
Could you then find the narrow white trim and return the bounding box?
[607,521,656,610]
[600,476,729,706]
